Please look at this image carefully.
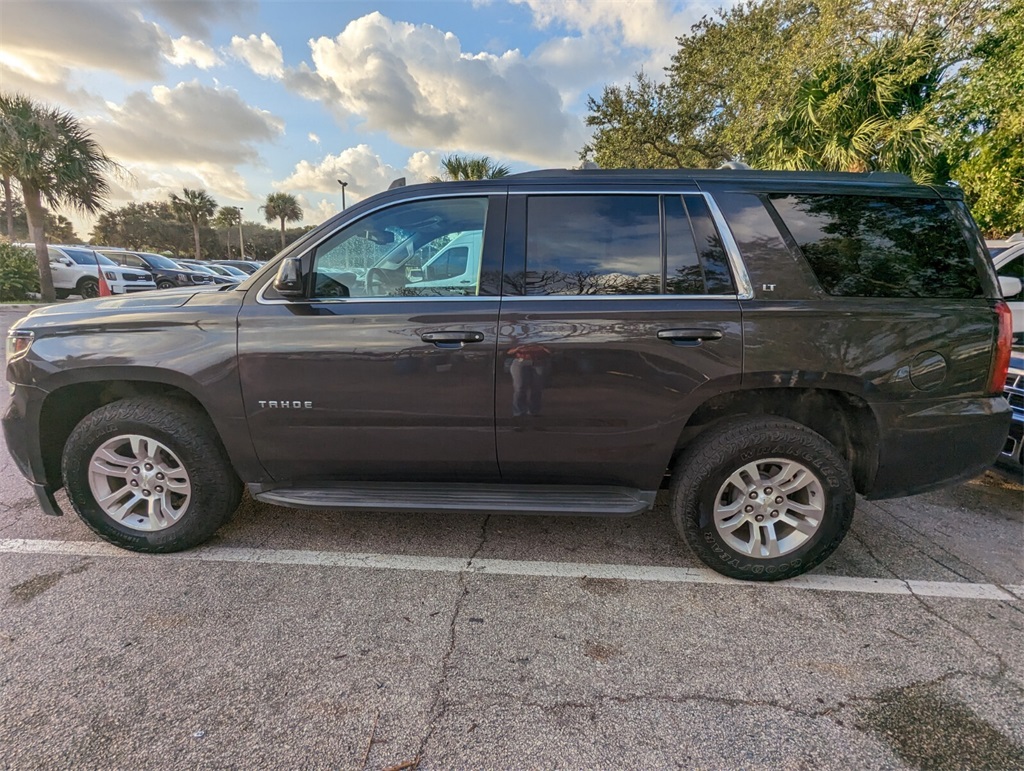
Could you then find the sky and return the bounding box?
[0,0,726,237]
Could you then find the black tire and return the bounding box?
[670,416,855,581]
[156,279,176,290]
[55,289,70,299]
[77,277,99,298]
[61,396,242,552]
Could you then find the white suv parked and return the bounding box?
[989,237,1024,342]
[48,245,157,298]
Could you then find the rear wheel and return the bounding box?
[671,416,855,581]
[156,279,176,290]
[62,397,242,552]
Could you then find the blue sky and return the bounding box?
[1,0,722,235]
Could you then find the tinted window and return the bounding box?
[770,194,981,298]
[311,197,487,298]
[525,196,661,295]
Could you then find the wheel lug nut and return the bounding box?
[142,490,151,497]
[749,491,758,499]
[775,496,784,504]
[156,473,165,481]
[764,487,773,495]
[132,467,140,474]
[130,480,139,487]
[145,463,153,471]
[755,514,765,522]
[155,486,163,493]
[771,510,779,518]
[744,505,754,513]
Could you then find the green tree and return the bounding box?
[1,197,78,242]
[941,2,1024,235]
[91,201,198,255]
[213,205,242,257]
[752,34,947,181]
[582,0,995,174]
[430,154,511,181]
[0,93,119,301]
[261,192,303,249]
[170,188,217,260]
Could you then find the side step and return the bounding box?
[250,482,657,517]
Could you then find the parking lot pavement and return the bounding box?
[1,309,1023,769]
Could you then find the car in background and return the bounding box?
[47,245,156,298]
[175,260,239,285]
[97,250,216,290]
[991,241,1024,343]
[212,260,262,275]
[998,347,1024,474]
[208,264,249,280]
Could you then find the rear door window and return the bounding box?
[521,194,735,296]
[768,194,982,298]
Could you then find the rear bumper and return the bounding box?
[867,396,1011,499]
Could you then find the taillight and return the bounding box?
[989,300,1012,395]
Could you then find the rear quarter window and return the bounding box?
[769,194,982,299]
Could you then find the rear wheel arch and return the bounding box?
[672,387,880,494]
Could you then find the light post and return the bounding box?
[337,179,348,211]
[238,207,245,260]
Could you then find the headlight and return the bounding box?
[6,329,34,362]
[105,271,116,281]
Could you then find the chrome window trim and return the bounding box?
[255,188,755,304]
[500,294,742,302]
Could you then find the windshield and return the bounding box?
[140,253,185,270]
[65,248,117,266]
[217,265,247,276]
[187,264,216,275]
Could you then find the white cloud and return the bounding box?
[86,81,284,200]
[308,133,321,145]
[276,145,443,214]
[230,33,284,78]
[1,1,171,81]
[280,13,584,166]
[143,0,255,37]
[167,36,223,69]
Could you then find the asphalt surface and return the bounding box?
[1,308,1022,770]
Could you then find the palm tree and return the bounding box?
[170,188,217,260]
[430,154,511,182]
[0,93,119,302]
[753,35,943,182]
[261,192,303,249]
[213,205,241,257]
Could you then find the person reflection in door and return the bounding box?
[507,340,551,417]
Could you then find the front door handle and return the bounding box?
[657,328,724,346]
[420,330,485,348]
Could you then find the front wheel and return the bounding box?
[671,416,855,581]
[77,277,99,298]
[62,397,242,552]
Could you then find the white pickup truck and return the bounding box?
[47,245,157,298]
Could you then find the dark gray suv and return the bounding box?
[3,169,1013,581]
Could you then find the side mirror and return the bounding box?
[273,257,304,297]
[1000,276,1022,298]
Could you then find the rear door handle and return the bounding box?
[657,328,724,346]
[420,330,485,348]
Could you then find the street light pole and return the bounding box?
[238,207,245,260]
[337,179,348,211]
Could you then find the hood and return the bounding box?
[23,286,223,320]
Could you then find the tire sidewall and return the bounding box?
[63,403,236,551]
[674,420,855,581]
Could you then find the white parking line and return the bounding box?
[0,538,1020,602]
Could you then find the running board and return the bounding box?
[250,482,656,517]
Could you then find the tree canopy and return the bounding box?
[261,192,303,249]
[430,154,511,181]
[170,187,217,260]
[0,92,119,300]
[582,0,1019,233]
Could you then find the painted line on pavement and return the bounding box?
[0,537,1019,602]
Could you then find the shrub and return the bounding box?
[0,242,41,301]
